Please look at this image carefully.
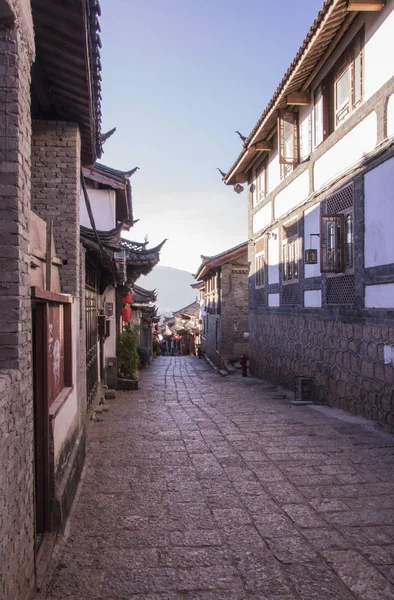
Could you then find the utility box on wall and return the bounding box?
[106,357,117,390]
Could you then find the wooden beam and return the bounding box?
[302,12,358,91]
[250,141,273,152]
[235,173,248,183]
[346,0,385,10]
[286,91,310,106]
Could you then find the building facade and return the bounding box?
[195,243,249,369]
[224,0,394,429]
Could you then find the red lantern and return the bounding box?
[122,291,133,304]
[122,306,132,323]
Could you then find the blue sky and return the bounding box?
[100,0,323,272]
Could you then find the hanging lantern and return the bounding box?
[122,306,132,323]
[122,291,133,305]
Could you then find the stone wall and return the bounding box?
[31,120,81,297]
[249,311,394,430]
[202,313,220,367]
[0,7,35,599]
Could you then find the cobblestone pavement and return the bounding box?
[46,356,394,600]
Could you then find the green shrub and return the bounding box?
[117,327,139,380]
[137,345,150,367]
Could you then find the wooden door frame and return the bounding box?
[33,301,51,534]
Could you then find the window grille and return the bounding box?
[282,220,298,240]
[326,274,355,305]
[327,183,354,213]
[282,283,300,305]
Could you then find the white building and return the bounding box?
[224,0,394,429]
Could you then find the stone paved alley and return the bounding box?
[46,357,394,600]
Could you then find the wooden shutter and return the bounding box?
[320,214,345,273]
[278,110,299,166]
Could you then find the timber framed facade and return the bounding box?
[224,0,394,429]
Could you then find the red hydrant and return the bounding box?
[240,354,248,377]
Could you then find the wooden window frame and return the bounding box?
[278,109,299,180]
[255,250,265,288]
[256,159,268,204]
[282,237,299,282]
[315,28,364,144]
[320,209,354,274]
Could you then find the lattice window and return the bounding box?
[255,251,265,288]
[326,274,355,305]
[327,184,354,213]
[282,219,298,240]
[282,284,300,305]
[255,237,265,254]
[278,110,299,179]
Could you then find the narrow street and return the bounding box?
[46,357,394,600]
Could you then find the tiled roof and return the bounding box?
[173,301,200,319]
[194,241,248,280]
[224,0,356,184]
[32,0,103,165]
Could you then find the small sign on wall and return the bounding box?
[305,249,318,264]
[105,302,114,317]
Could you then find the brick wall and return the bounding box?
[202,258,249,369]
[78,244,87,420]
[0,13,35,600]
[31,120,81,297]
[220,262,249,364]
[250,312,394,431]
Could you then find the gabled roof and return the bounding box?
[122,239,167,284]
[224,0,361,185]
[173,300,200,319]
[133,285,157,304]
[83,163,139,228]
[31,0,103,165]
[194,241,248,280]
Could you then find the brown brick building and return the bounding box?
[195,243,249,370]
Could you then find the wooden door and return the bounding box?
[32,302,51,535]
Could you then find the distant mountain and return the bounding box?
[139,265,197,317]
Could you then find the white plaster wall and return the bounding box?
[253,201,272,234]
[275,170,309,220]
[53,301,79,464]
[268,293,280,307]
[365,283,394,308]
[304,289,322,308]
[102,287,117,357]
[53,392,78,463]
[268,228,279,285]
[387,93,394,139]
[314,112,377,191]
[304,203,321,279]
[364,156,394,268]
[299,105,312,161]
[80,188,116,230]
[364,3,394,102]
